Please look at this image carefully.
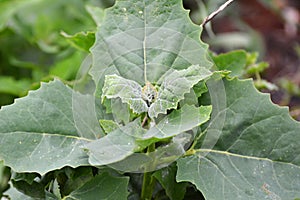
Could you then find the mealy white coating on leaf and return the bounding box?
[102,74,148,114]
[148,65,212,118]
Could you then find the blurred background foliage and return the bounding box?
[0,0,299,198]
[184,0,300,120]
[0,0,109,106]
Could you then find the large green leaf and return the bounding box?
[176,78,300,199]
[65,172,129,200]
[90,0,212,91]
[207,79,300,163]
[0,80,93,174]
[177,150,300,200]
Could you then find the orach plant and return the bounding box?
[0,0,300,199]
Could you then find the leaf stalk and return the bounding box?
[141,143,156,200]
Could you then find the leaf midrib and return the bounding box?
[197,149,300,166]
[0,131,93,142]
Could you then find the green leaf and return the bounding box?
[212,50,247,77]
[181,78,300,198]
[193,81,208,98]
[0,76,31,96]
[245,51,259,66]
[99,119,119,134]
[49,179,61,200]
[143,105,212,139]
[111,98,131,124]
[0,160,10,195]
[61,31,95,52]
[85,119,146,166]
[0,80,93,174]
[153,164,187,200]
[11,172,39,185]
[49,52,84,80]
[206,79,300,164]
[59,167,94,196]
[148,65,212,118]
[102,105,212,169]
[108,132,192,172]
[102,74,148,114]
[246,62,269,75]
[65,172,129,200]
[11,179,45,199]
[90,0,212,92]
[177,150,300,200]
[46,190,61,200]
[3,185,35,200]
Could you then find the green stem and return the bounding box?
[255,71,261,81]
[187,129,207,153]
[141,143,156,200]
[141,172,156,200]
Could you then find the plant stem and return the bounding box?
[201,0,235,26]
[141,143,156,200]
[141,115,148,127]
[141,171,156,200]
[188,129,207,153]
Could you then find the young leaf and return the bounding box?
[61,31,95,52]
[65,172,129,200]
[148,65,212,118]
[102,74,148,114]
[212,50,247,77]
[102,67,212,119]
[0,80,93,175]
